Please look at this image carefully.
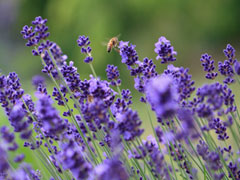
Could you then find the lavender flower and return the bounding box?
[106,64,121,86]
[116,109,143,141]
[21,16,49,47]
[146,75,178,119]
[164,64,195,103]
[196,82,236,117]
[94,158,129,180]
[31,16,50,40]
[119,41,138,66]
[77,35,93,63]
[58,140,92,179]
[200,53,218,79]
[61,61,81,93]
[154,36,177,63]
[218,60,235,84]
[209,118,229,141]
[36,93,66,137]
[223,44,236,65]
[32,75,45,89]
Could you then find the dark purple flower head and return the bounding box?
[6,72,24,104]
[164,64,195,102]
[154,36,177,63]
[111,89,132,116]
[32,75,45,89]
[58,140,91,179]
[119,41,139,66]
[146,75,178,119]
[84,56,93,63]
[223,44,236,65]
[20,25,38,46]
[21,16,49,47]
[77,35,90,47]
[106,64,121,86]
[9,102,32,139]
[209,118,229,141]
[196,82,236,117]
[141,57,158,79]
[86,76,116,106]
[218,60,235,84]
[61,61,81,93]
[200,53,218,79]
[77,35,93,63]
[82,98,109,128]
[94,158,129,180]
[31,16,49,40]
[0,73,25,119]
[36,93,66,137]
[116,109,143,141]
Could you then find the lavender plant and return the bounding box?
[1,16,240,180]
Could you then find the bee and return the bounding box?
[107,36,119,53]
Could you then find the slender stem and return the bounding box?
[89,63,97,78]
[39,53,98,165]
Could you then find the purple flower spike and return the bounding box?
[58,140,92,179]
[146,75,178,119]
[116,109,143,141]
[95,158,129,180]
[200,53,218,79]
[36,94,66,137]
[154,36,177,63]
[218,60,235,84]
[106,64,121,86]
[77,35,90,47]
[32,75,45,89]
[31,16,50,40]
[164,64,195,103]
[77,35,93,63]
[119,41,139,66]
[223,44,236,65]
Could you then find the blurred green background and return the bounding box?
[1,0,240,174]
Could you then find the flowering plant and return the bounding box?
[0,16,240,180]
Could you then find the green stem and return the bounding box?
[89,63,97,78]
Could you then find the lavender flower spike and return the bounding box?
[154,36,177,63]
[146,75,178,119]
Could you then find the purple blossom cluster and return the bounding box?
[200,53,218,79]
[77,35,93,63]
[2,16,240,180]
[154,36,177,63]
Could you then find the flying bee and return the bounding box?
[107,36,119,53]
[103,34,121,53]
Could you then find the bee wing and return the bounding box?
[101,41,108,46]
[116,34,121,39]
